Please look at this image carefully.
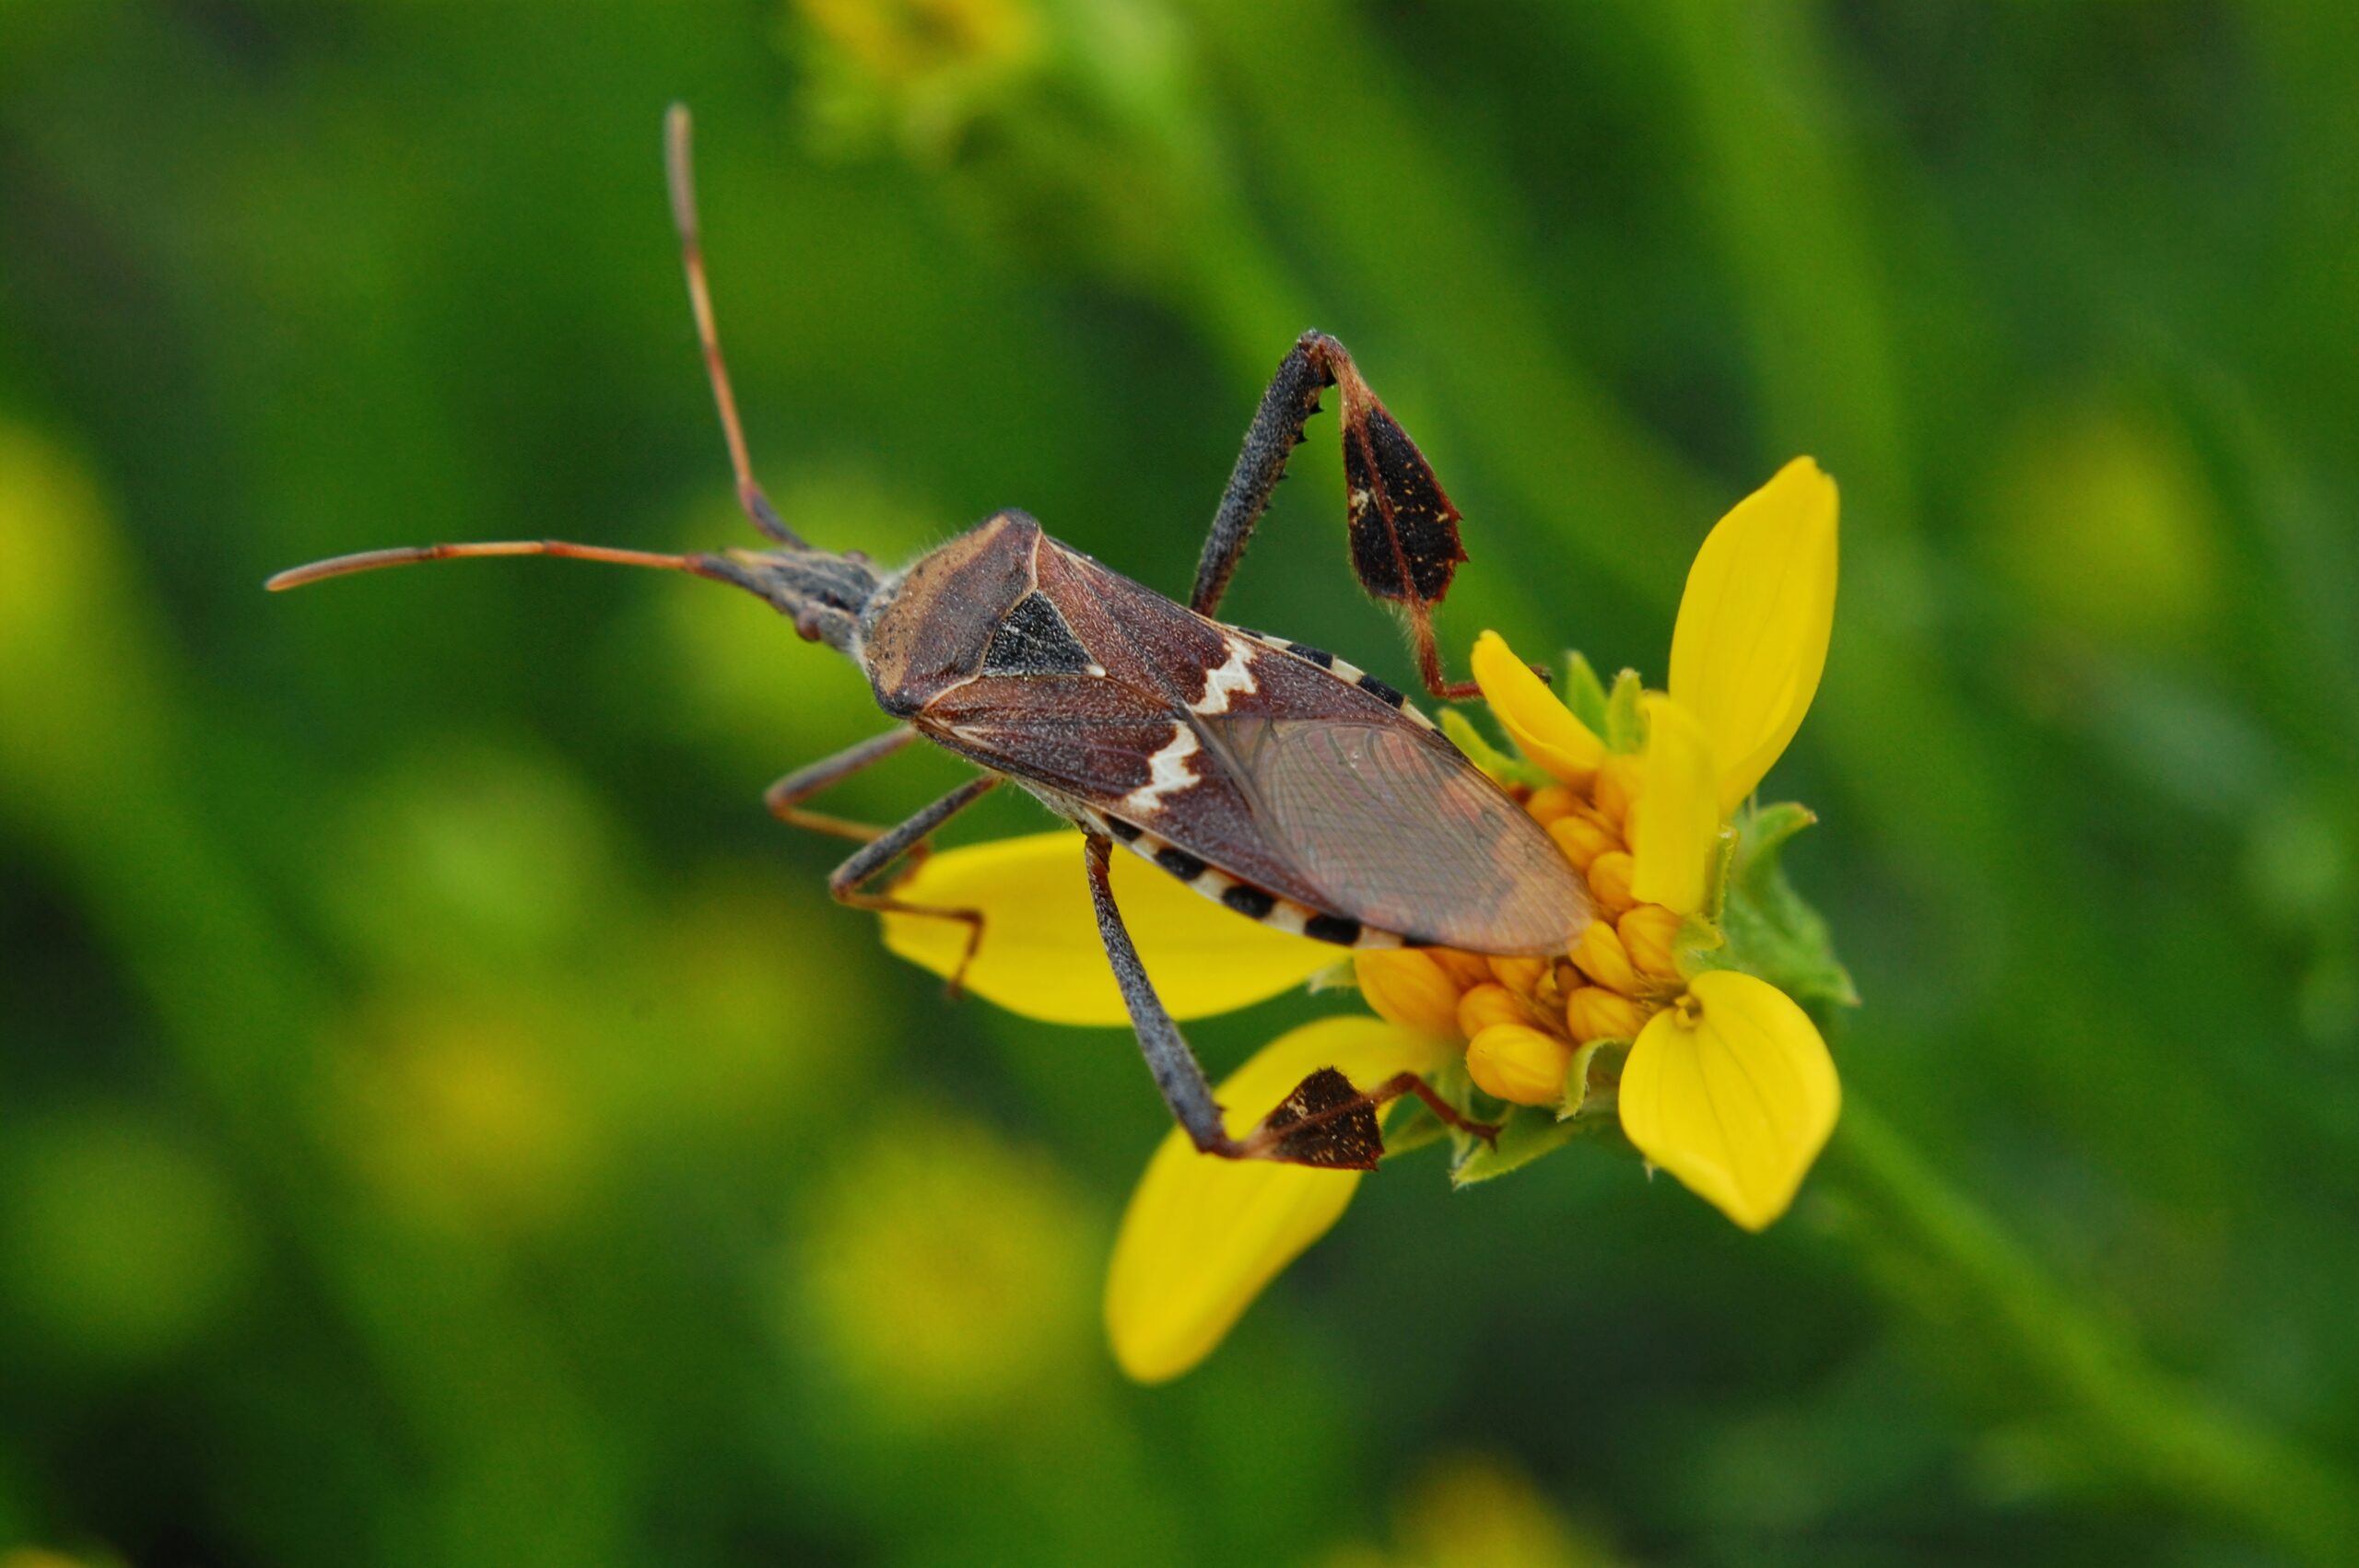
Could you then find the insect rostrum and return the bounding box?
[267,107,1593,1171]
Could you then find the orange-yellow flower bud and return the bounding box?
[1546,812,1618,872]
[1524,784,1580,825]
[1572,919,1638,994]
[1586,850,1637,919]
[1566,985,1648,1043]
[1456,982,1535,1039]
[1618,904,1684,978]
[1487,954,1549,995]
[1354,951,1465,1036]
[1464,1023,1573,1106]
[1591,754,1643,830]
[1428,948,1496,990]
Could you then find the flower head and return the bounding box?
[873,459,1848,1378]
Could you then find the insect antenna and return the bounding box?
[664,103,806,551]
[265,538,765,596]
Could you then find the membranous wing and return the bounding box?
[1203,713,1591,954]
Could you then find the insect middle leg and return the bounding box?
[827,774,1002,992]
[1082,833,1496,1167]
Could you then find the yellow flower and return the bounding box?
[1472,457,1840,1227]
[1104,1016,1448,1383]
[864,459,1843,1380]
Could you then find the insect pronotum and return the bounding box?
[270,108,1594,1170]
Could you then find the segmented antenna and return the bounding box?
[664,103,804,549]
[267,110,806,598]
[265,539,754,593]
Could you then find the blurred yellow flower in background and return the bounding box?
[794,1109,1093,1426]
[872,459,1847,1379]
[1321,1451,1622,1568]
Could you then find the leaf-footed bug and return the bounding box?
[268,108,1593,1169]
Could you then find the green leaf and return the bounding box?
[1603,667,1647,753]
[1560,650,1612,737]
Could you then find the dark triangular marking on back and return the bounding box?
[982,591,1094,676]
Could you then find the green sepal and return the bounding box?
[1449,1105,1579,1187]
[1559,651,1612,738]
[1710,802,1858,1015]
[1439,708,1547,790]
[1603,668,1647,753]
[1557,1036,1631,1129]
[1560,1038,1637,1158]
[1672,914,1730,980]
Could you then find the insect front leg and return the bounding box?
[765,726,921,845]
[1191,330,1481,701]
[827,774,1002,993]
[1082,834,1493,1168]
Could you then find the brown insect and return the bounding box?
[270,108,1592,1169]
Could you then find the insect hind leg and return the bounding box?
[1083,833,1494,1168]
[1190,330,1485,701]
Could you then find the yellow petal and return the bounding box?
[1104,1015,1448,1382]
[1471,630,1606,785]
[880,832,1332,1025]
[1668,458,1838,813]
[1618,970,1838,1231]
[1629,696,1719,916]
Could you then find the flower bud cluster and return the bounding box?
[1356,758,1687,1108]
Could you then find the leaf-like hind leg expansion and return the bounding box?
[1190,330,1479,700]
[828,774,1001,994]
[1228,1070,1499,1170]
[1084,834,1496,1168]
[765,726,921,845]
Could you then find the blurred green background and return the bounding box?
[5,3,2358,1563]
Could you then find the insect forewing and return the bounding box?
[914,536,1590,954]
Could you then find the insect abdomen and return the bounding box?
[1072,804,1418,951]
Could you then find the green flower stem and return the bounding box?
[1825,1094,2359,1563]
